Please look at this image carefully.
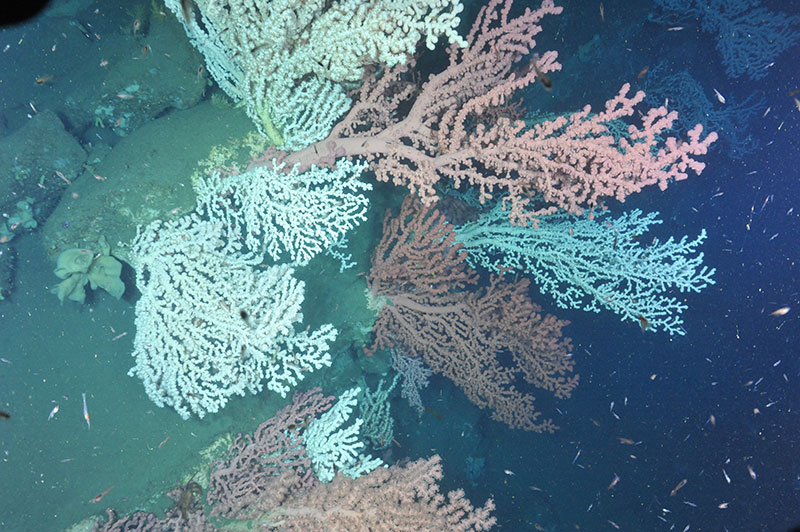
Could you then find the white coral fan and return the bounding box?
[129,215,336,419]
[194,159,371,265]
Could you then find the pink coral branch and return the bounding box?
[270,456,496,531]
[502,85,717,224]
[271,0,715,225]
[95,406,493,532]
[366,198,577,432]
[206,388,334,520]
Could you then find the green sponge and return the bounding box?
[51,243,125,304]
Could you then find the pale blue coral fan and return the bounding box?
[455,204,715,335]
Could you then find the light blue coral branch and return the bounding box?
[455,204,715,335]
[304,387,383,483]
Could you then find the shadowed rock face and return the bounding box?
[0,109,86,232]
[40,100,253,266]
[0,243,16,301]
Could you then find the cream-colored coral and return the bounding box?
[188,131,269,187]
[179,432,235,490]
[165,0,465,149]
